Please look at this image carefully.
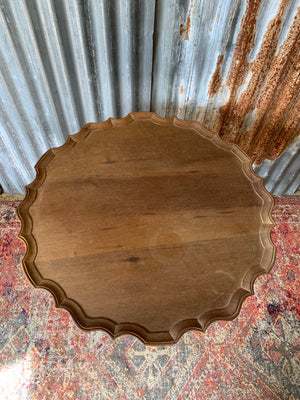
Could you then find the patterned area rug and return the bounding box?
[0,197,299,400]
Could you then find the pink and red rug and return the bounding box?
[0,196,299,400]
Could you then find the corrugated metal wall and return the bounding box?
[0,0,299,195]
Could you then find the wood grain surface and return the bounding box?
[17,112,276,345]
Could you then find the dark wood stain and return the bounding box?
[124,257,141,263]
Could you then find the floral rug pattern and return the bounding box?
[0,197,299,400]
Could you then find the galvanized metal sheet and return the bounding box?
[0,0,299,194]
[254,136,300,195]
[152,0,300,164]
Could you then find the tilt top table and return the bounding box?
[18,112,275,345]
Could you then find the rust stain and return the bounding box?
[165,101,175,117]
[270,96,300,160]
[208,0,299,163]
[207,2,239,98]
[208,54,224,97]
[251,42,300,163]
[250,6,300,163]
[212,0,263,141]
[268,98,300,164]
[195,106,205,121]
[180,1,193,41]
[180,85,184,95]
[226,1,262,88]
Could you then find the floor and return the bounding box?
[0,196,299,400]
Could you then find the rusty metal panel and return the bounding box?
[0,0,299,195]
[152,0,300,165]
[254,136,300,195]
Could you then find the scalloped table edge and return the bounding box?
[17,112,276,345]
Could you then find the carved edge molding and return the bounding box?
[17,111,276,345]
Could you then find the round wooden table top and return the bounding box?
[18,112,275,345]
